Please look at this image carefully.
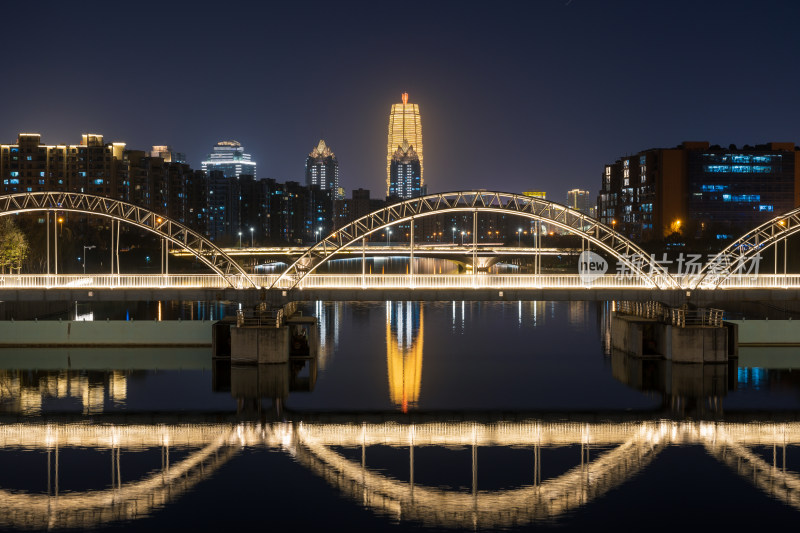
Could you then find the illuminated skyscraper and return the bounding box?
[388,140,422,199]
[305,139,341,198]
[387,92,423,196]
[201,140,256,178]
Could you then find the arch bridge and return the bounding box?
[272,191,678,290]
[0,418,797,529]
[0,192,255,288]
[1,191,799,294]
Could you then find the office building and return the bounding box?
[598,141,800,241]
[305,140,340,198]
[387,93,423,196]
[201,140,256,178]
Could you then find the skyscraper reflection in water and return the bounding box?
[386,301,424,412]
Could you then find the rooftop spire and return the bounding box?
[401,92,408,105]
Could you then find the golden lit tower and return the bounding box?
[387,92,423,196]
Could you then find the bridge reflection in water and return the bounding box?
[0,416,798,530]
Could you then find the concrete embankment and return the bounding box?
[0,320,212,347]
[730,320,800,346]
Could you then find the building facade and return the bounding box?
[388,140,422,199]
[201,140,256,179]
[0,133,127,197]
[566,189,591,213]
[387,93,423,196]
[305,140,340,198]
[598,141,800,241]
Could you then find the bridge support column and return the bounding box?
[472,210,478,285]
[410,222,415,288]
[46,211,50,278]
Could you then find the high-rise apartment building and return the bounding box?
[0,133,126,197]
[305,140,340,198]
[201,140,256,178]
[388,140,422,199]
[598,141,800,241]
[387,93,423,196]
[566,189,591,212]
[150,145,186,164]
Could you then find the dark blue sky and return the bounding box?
[2,0,799,201]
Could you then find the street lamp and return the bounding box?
[238,231,242,248]
[517,227,522,247]
[250,227,254,247]
[82,245,95,274]
[461,231,465,245]
[55,216,64,276]
[452,226,456,244]
[315,228,321,242]
[387,228,392,245]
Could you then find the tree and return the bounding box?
[0,218,29,274]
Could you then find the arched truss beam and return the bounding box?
[692,207,800,288]
[704,439,800,510]
[0,192,256,288]
[272,191,678,290]
[0,431,237,530]
[292,429,665,529]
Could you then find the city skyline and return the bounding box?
[2,1,799,197]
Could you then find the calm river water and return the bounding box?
[0,300,799,531]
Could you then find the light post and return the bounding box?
[461,231,465,245]
[55,217,63,276]
[238,231,242,248]
[315,228,321,242]
[518,227,522,247]
[82,245,95,274]
[387,229,392,245]
[250,227,254,247]
[452,226,456,244]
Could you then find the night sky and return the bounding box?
[2,0,799,201]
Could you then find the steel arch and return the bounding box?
[692,207,800,288]
[272,191,678,290]
[0,192,256,288]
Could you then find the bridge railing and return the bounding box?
[670,307,724,328]
[290,274,656,289]
[0,274,232,289]
[1,273,800,290]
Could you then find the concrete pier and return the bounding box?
[231,327,289,364]
[226,302,318,364]
[611,314,730,363]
